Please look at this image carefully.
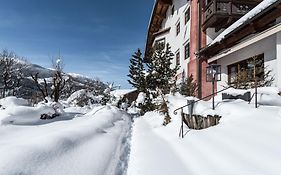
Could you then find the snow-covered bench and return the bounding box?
[222,91,251,102]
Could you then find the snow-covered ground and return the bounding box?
[0,98,131,175]
[128,88,281,175]
[1,87,281,175]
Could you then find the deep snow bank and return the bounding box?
[0,97,73,125]
[0,96,30,109]
[0,105,131,175]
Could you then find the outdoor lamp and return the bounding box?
[206,64,221,82]
[206,64,221,110]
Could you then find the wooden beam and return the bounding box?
[256,8,281,28]
[155,14,165,20]
[160,0,172,5]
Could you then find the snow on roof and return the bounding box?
[110,89,137,98]
[210,0,279,46]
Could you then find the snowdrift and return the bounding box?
[0,97,74,125]
[128,87,281,175]
[0,105,131,175]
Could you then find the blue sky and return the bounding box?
[0,0,154,89]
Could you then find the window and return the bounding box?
[155,38,166,46]
[171,5,175,15]
[176,22,180,36]
[184,43,190,60]
[227,54,264,84]
[228,65,237,84]
[176,51,180,66]
[185,8,190,24]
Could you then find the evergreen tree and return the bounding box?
[147,43,179,94]
[127,49,146,92]
[180,74,198,96]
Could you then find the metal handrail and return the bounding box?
[175,86,232,138]
[173,86,231,115]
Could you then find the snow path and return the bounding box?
[127,116,191,175]
[0,106,132,175]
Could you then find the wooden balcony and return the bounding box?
[203,0,262,31]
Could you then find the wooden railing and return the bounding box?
[204,0,257,22]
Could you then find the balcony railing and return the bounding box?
[203,0,260,30]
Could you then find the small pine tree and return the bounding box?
[158,92,171,126]
[180,74,198,96]
[230,56,274,89]
[127,49,146,92]
[147,43,179,94]
[231,68,249,89]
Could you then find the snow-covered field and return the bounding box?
[0,98,131,175]
[128,88,281,175]
[1,87,281,175]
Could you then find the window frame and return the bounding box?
[176,51,180,66]
[184,42,190,60]
[185,8,190,25]
[176,22,180,36]
[227,54,265,84]
[155,38,166,47]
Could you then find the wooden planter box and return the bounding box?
[183,114,221,130]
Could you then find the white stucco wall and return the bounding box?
[153,0,190,83]
[206,28,224,45]
[277,31,281,88]
[216,34,277,91]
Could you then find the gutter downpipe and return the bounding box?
[197,0,203,99]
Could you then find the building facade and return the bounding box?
[145,0,281,98]
[200,0,281,92]
[145,0,191,84]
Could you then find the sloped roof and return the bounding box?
[144,0,172,61]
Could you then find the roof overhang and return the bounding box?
[144,0,172,62]
[208,22,281,63]
[199,0,281,59]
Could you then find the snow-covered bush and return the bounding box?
[135,92,156,115]
[0,96,30,109]
[67,89,101,107]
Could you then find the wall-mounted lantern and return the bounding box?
[206,64,221,110]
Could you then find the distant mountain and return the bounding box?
[11,60,108,101]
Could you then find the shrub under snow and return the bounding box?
[67,89,101,107]
[0,96,30,109]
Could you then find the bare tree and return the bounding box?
[51,57,65,102]
[31,73,49,102]
[31,55,66,103]
[0,50,25,98]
